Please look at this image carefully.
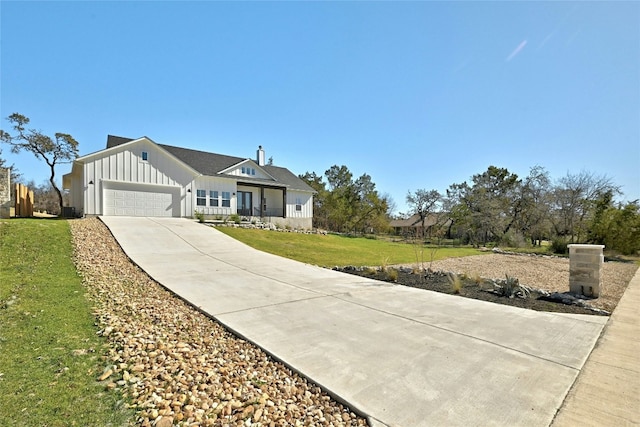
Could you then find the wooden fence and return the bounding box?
[14,183,34,217]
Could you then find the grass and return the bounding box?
[0,219,133,427]
[216,227,484,267]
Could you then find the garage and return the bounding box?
[103,185,180,217]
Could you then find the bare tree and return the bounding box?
[551,171,621,242]
[0,113,78,214]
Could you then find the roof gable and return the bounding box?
[104,135,315,192]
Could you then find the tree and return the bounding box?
[0,113,78,214]
[301,166,391,234]
[0,147,22,183]
[516,166,552,245]
[551,171,620,242]
[406,189,441,238]
[446,166,520,245]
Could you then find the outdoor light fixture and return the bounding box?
[187,188,191,193]
[88,180,94,185]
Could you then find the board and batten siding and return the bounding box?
[82,140,194,215]
[286,191,313,218]
[192,175,237,216]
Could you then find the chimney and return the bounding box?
[257,145,265,166]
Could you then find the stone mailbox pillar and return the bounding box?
[568,244,604,298]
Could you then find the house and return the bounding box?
[63,135,315,229]
[389,213,450,237]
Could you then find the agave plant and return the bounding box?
[492,274,532,299]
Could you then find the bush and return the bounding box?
[386,268,398,282]
[194,210,205,223]
[550,238,568,254]
[228,214,241,224]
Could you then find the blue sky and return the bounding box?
[1,1,638,214]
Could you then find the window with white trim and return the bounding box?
[209,191,219,207]
[141,151,148,161]
[221,191,231,207]
[295,197,302,211]
[196,190,206,206]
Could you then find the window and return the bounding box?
[251,168,256,176]
[141,151,148,161]
[241,166,246,174]
[221,191,231,207]
[295,197,302,211]
[209,191,219,207]
[196,190,206,206]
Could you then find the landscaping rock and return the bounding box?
[69,218,367,427]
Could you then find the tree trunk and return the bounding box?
[49,163,64,215]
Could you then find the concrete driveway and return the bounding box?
[100,217,607,427]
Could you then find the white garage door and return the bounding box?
[104,188,176,217]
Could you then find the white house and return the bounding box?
[63,135,315,229]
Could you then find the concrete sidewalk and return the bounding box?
[101,217,609,427]
[552,265,640,426]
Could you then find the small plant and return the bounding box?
[492,274,532,299]
[447,272,463,294]
[229,213,241,224]
[381,256,390,273]
[194,210,205,223]
[364,267,377,276]
[386,268,398,282]
[215,215,223,221]
[470,271,483,285]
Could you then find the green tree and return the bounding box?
[406,189,441,238]
[588,200,640,255]
[302,166,390,234]
[446,166,521,245]
[0,113,78,214]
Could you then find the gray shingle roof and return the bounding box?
[105,135,315,192]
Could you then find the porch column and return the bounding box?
[260,187,264,217]
[282,188,287,218]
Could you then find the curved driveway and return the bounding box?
[101,217,607,427]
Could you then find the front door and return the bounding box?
[238,191,252,216]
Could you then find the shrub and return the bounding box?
[550,238,568,254]
[194,210,205,223]
[229,214,241,224]
[386,268,398,282]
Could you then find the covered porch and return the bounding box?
[236,182,287,219]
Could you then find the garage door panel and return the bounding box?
[103,186,179,217]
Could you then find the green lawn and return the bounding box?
[0,219,132,427]
[216,227,484,267]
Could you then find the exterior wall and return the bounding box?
[269,216,313,230]
[0,168,10,219]
[286,190,313,219]
[69,171,84,215]
[82,139,194,215]
[263,188,284,216]
[192,175,237,217]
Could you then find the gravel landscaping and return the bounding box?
[399,253,637,313]
[70,218,368,427]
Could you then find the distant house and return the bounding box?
[389,213,450,237]
[63,135,315,229]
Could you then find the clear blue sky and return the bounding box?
[1,1,638,214]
